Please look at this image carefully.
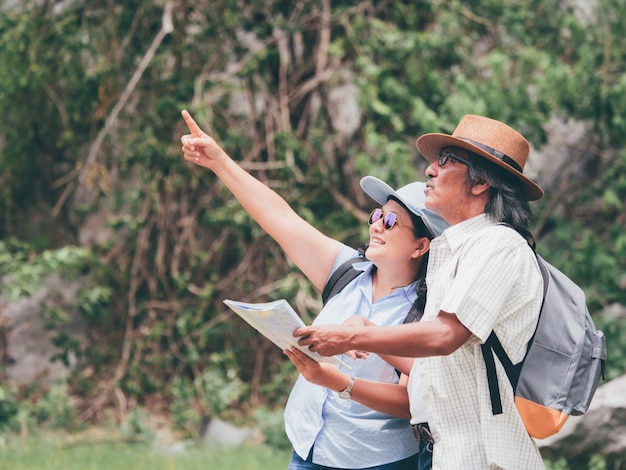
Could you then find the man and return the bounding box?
[295,115,546,469]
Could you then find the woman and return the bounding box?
[180,109,447,470]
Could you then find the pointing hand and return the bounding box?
[180,109,227,169]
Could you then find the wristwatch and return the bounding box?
[338,376,355,399]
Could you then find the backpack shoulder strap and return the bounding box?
[402,278,427,324]
[481,223,546,415]
[321,250,366,305]
[481,333,525,414]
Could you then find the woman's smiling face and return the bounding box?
[365,199,421,265]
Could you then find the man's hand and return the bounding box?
[341,316,372,360]
[294,325,359,357]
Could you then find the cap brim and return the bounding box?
[360,176,449,238]
[360,176,399,207]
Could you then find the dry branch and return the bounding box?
[53,2,174,219]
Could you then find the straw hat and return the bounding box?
[360,176,449,238]
[416,115,544,201]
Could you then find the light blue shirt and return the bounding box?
[284,245,420,468]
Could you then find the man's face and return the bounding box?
[424,146,474,224]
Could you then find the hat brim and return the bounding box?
[416,133,544,201]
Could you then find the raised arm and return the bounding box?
[181,110,341,290]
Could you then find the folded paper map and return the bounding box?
[223,299,349,368]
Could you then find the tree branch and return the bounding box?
[53,1,174,218]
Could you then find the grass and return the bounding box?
[2,429,600,470]
[0,432,292,470]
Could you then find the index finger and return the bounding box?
[293,326,310,338]
[181,109,203,137]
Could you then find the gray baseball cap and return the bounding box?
[360,176,449,238]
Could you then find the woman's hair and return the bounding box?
[388,196,431,280]
[464,153,532,232]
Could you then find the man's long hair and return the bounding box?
[465,156,532,232]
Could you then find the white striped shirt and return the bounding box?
[408,214,546,469]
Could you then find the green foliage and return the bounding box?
[545,455,611,470]
[76,285,113,320]
[120,407,155,443]
[0,386,19,431]
[196,354,247,416]
[0,238,110,378]
[258,352,299,407]
[169,376,199,432]
[0,0,98,239]
[168,352,247,434]
[0,239,95,300]
[252,406,291,451]
[28,382,79,431]
[0,4,625,462]
[0,382,80,434]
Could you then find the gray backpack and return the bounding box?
[481,230,607,439]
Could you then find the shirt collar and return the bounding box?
[352,260,371,273]
[439,213,493,251]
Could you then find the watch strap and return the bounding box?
[338,376,355,399]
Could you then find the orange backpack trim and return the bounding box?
[515,396,569,439]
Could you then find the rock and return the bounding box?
[1,274,87,386]
[526,116,600,198]
[198,415,254,447]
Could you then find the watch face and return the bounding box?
[339,390,351,399]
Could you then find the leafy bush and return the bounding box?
[0,1,625,450]
[0,386,19,431]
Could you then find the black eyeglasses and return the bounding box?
[368,208,411,231]
[438,151,471,167]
